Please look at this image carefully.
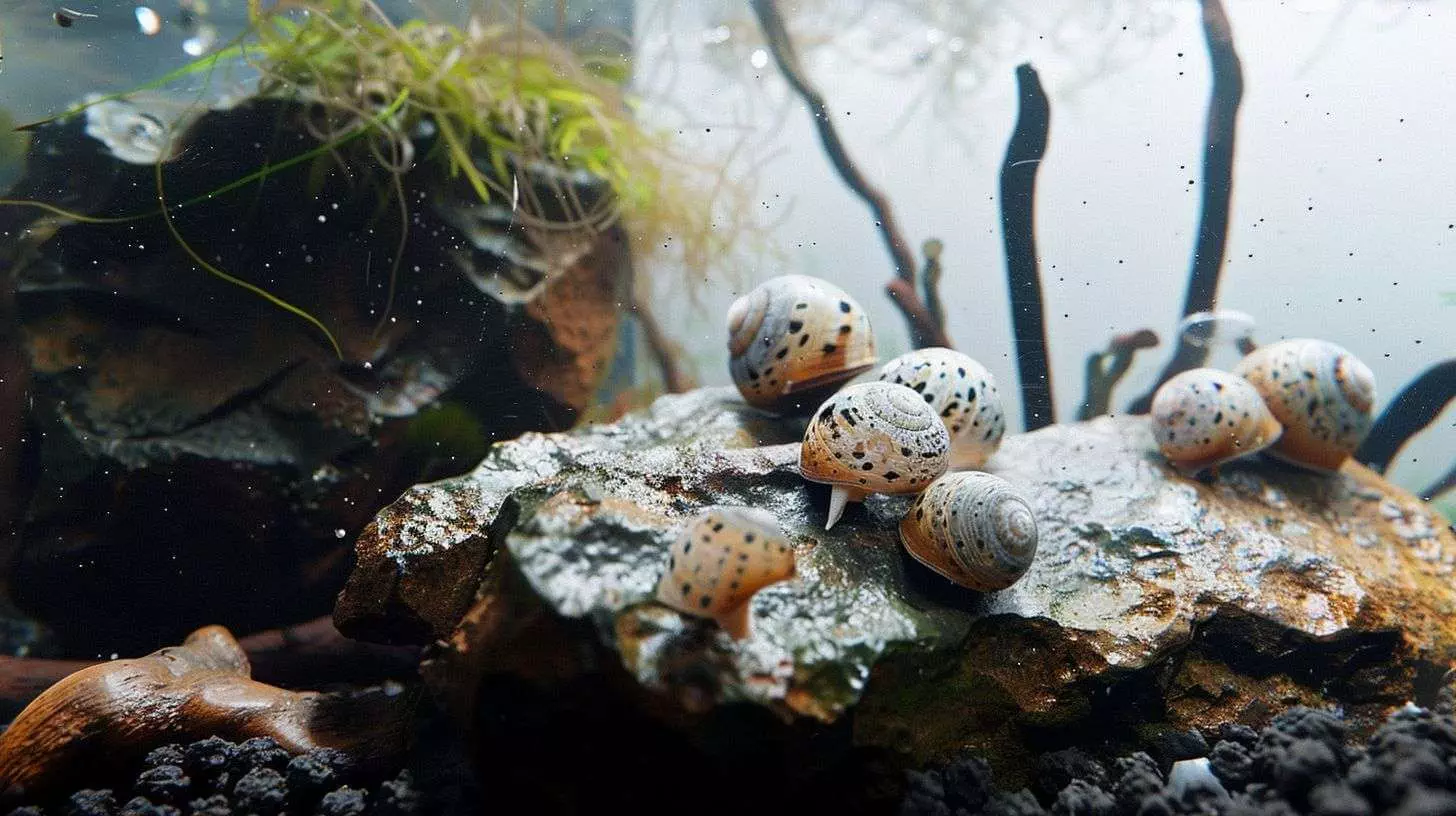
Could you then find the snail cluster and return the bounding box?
[1151,338,1376,475]
[647,274,1041,641]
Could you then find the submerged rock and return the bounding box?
[0,92,630,653]
[336,387,1456,781]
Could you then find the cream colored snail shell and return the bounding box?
[799,381,950,530]
[655,507,796,640]
[899,472,1038,592]
[1233,338,1375,472]
[727,274,877,414]
[1150,368,1283,476]
[878,347,1006,469]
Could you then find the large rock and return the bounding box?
[336,386,1456,782]
[0,93,629,654]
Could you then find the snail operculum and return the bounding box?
[1150,367,1283,476]
[898,471,1038,591]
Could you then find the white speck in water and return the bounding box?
[701,25,730,45]
[317,215,327,223]
[362,361,373,370]
[182,23,216,56]
[334,528,347,539]
[135,7,161,35]
[749,48,768,69]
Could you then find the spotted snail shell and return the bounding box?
[1233,338,1375,472]
[800,381,950,530]
[728,275,877,413]
[1150,368,1283,476]
[899,472,1038,591]
[878,347,1006,469]
[655,507,796,640]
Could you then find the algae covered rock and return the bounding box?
[336,386,1456,776]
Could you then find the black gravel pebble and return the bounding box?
[901,704,1456,816]
[5,737,421,816]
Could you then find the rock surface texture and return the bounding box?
[336,387,1456,782]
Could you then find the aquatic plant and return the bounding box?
[4,0,762,369]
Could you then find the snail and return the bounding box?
[898,472,1038,591]
[727,274,877,413]
[655,507,796,640]
[878,347,1006,469]
[800,381,950,530]
[1232,338,1375,472]
[1150,368,1283,475]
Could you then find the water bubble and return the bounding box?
[1176,309,1255,350]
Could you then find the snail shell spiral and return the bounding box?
[878,347,1006,469]
[1150,368,1283,475]
[727,275,877,414]
[1233,338,1375,472]
[655,507,795,640]
[899,471,1038,591]
[799,381,950,530]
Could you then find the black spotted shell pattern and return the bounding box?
[656,507,795,618]
[799,381,950,495]
[878,347,1006,469]
[727,275,876,409]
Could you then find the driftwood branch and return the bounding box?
[1078,329,1160,420]
[921,239,946,331]
[1128,0,1244,413]
[632,295,693,394]
[1000,63,1055,431]
[1423,466,1455,503]
[1356,358,1455,474]
[749,0,950,350]
[0,616,420,713]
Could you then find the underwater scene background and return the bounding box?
[0,1,1452,814]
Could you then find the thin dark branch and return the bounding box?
[1422,465,1455,504]
[1000,63,1054,431]
[1356,359,1456,473]
[1128,0,1244,413]
[749,0,950,349]
[921,239,946,332]
[633,296,693,394]
[1078,329,1160,420]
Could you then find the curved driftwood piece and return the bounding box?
[1078,329,1160,420]
[1356,358,1456,474]
[0,625,414,800]
[749,0,950,350]
[1000,63,1054,431]
[1128,0,1244,413]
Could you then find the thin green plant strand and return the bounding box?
[1,90,410,227]
[153,159,343,359]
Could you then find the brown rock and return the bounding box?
[336,387,1456,782]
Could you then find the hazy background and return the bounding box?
[631,0,1454,495]
[0,0,1449,495]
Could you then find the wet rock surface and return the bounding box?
[337,386,1456,780]
[0,93,628,653]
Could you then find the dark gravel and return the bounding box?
[6,738,422,816]
[900,704,1456,816]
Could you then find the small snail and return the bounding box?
[727,274,877,413]
[899,472,1038,591]
[655,507,796,640]
[799,381,950,530]
[1233,338,1375,472]
[878,347,1006,469]
[1150,368,1283,475]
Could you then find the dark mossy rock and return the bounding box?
[336,386,1456,795]
[0,91,630,654]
